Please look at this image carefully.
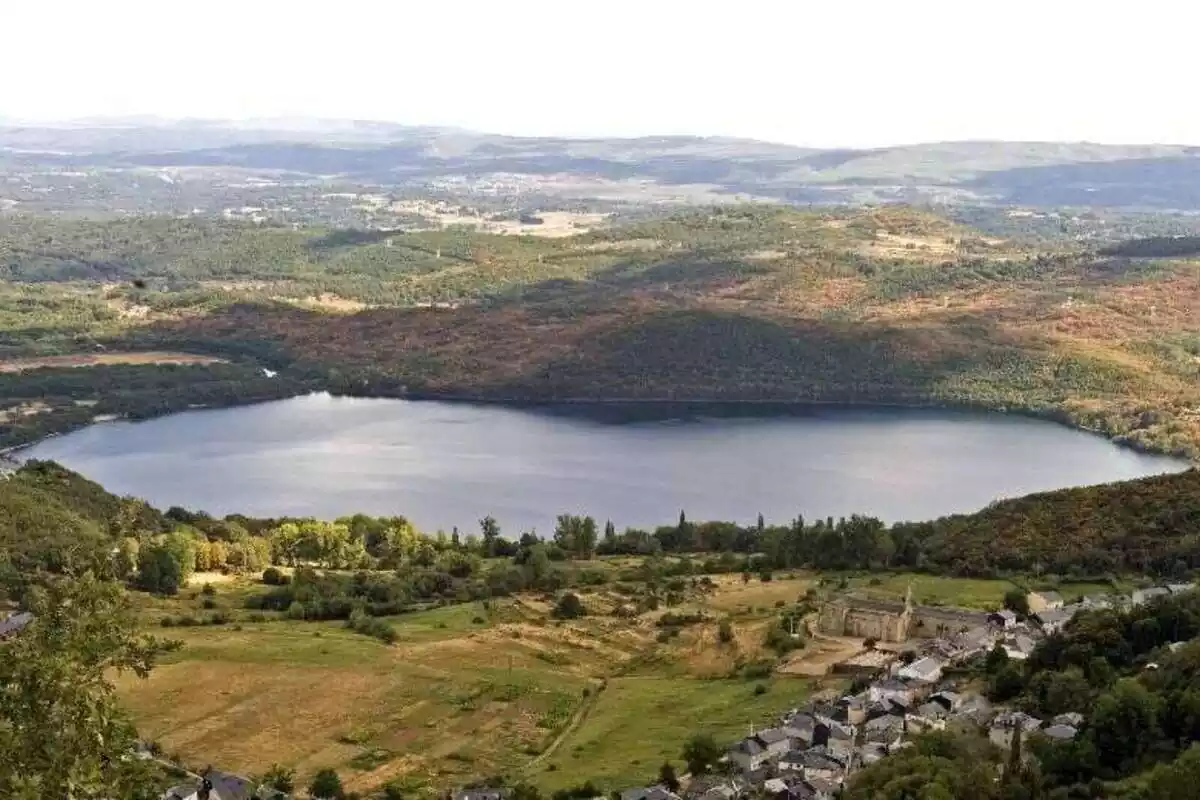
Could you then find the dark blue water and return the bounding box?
[23,394,1189,534]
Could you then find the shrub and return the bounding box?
[160,616,177,627]
[201,597,217,610]
[718,619,735,644]
[262,566,290,586]
[552,592,587,620]
[754,683,768,696]
[201,582,216,596]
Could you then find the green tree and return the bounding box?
[1091,679,1161,776]
[682,733,722,775]
[309,767,345,799]
[1141,743,1200,800]
[1004,589,1030,617]
[553,592,586,620]
[659,762,681,793]
[261,764,295,793]
[845,731,1002,800]
[135,540,187,595]
[481,515,501,557]
[0,574,175,800]
[985,643,1010,674]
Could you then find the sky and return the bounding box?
[5,0,1197,148]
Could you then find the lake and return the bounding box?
[22,394,1190,533]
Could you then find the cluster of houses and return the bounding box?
[614,583,1197,800]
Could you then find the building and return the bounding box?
[729,737,769,772]
[868,679,919,708]
[818,592,913,643]
[989,610,1018,628]
[0,611,33,640]
[164,771,286,800]
[1027,591,1064,614]
[898,656,944,684]
[1035,606,1078,634]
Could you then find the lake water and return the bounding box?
[22,394,1190,533]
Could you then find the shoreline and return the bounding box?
[7,386,1196,467]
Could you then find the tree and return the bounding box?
[682,733,722,775]
[659,762,681,793]
[135,540,187,595]
[309,768,345,800]
[985,642,1010,675]
[481,515,502,557]
[553,592,586,620]
[0,574,175,800]
[718,619,734,644]
[261,764,295,793]
[1141,743,1200,800]
[1090,679,1161,776]
[1004,589,1030,617]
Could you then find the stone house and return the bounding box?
[1027,591,1064,614]
[898,656,944,684]
[728,737,769,772]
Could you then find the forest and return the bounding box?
[1,205,1198,460]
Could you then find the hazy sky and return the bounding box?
[5,1,1196,147]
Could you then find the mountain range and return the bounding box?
[3,118,1200,210]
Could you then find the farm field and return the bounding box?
[114,564,1132,796]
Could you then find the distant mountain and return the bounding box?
[3,119,1200,210]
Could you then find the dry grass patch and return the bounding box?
[0,351,224,372]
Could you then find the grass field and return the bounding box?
[843,573,1017,610]
[534,675,823,792]
[117,566,1109,795]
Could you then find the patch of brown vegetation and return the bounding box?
[0,351,225,373]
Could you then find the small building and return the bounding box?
[1041,724,1078,741]
[1003,634,1038,661]
[989,712,1042,750]
[0,611,33,640]
[863,713,905,745]
[164,770,286,800]
[868,678,918,708]
[1027,591,1064,614]
[898,656,944,684]
[1167,583,1196,596]
[989,609,1018,629]
[1052,712,1084,728]
[1035,607,1076,634]
[755,727,793,758]
[728,737,769,773]
[930,691,963,712]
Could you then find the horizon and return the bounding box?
[6,0,1197,149]
[2,113,1196,151]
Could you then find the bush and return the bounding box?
[718,619,735,644]
[160,616,177,627]
[472,615,486,625]
[754,683,768,696]
[552,592,587,620]
[201,596,217,609]
[201,582,216,596]
[262,566,289,586]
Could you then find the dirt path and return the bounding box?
[519,680,606,776]
[775,614,864,677]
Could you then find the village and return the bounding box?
[606,581,1198,800]
[123,577,1200,800]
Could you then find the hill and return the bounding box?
[5,120,1200,213]
[1,205,1198,458]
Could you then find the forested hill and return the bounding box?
[902,468,1200,576]
[1,206,1198,458]
[3,460,1197,583]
